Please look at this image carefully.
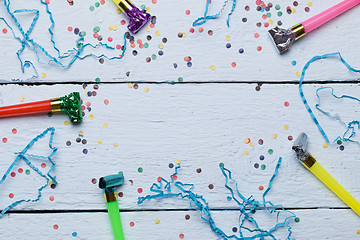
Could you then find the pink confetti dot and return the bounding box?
[11,172,16,177]
[116,44,121,50]
[9,193,14,198]
[53,224,59,230]
[152,0,157,3]
[139,44,144,48]
[185,10,190,15]
[189,28,194,33]
[45,0,50,4]
[49,196,55,201]
[231,62,236,67]
[256,0,261,5]
[284,101,290,107]
[93,33,99,38]
[2,137,7,143]
[264,22,269,27]
[41,163,46,168]
[2,28,7,34]
[18,168,23,174]
[104,99,109,105]
[81,105,86,111]
[108,37,113,42]
[137,188,143,193]
[129,222,135,227]
[100,0,105,4]
[121,20,126,25]
[86,102,91,107]
[137,39,142,44]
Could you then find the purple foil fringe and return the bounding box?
[124,4,151,34]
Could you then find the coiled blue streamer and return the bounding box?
[138,157,296,239]
[1,0,127,81]
[299,52,360,144]
[193,0,237,27]
[0,127,57,217]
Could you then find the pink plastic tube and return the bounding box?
[302,0,360,33]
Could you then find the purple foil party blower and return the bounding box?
[112,0,151,34]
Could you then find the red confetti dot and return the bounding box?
[264,22,269,27]
[196,168,202,173]
[189,28,194,33]
[81,105,86,111]
[137,39,142,44]
[179,234,184,239]
[284,101,289,107]
[108,37,113,42]
[257,46,262,51]
[2,137,7,143]
[150,23,155,28]
[11,172,16,177]
[45,0,50,4]
[49,196,55,201]
[208,184,214,189]
[184,56,190,62]
[259,185,264,191]
[2,28,8,34]
[157,177,162,182]
[185,214,190,220]
[9,193,14,198]
[91,178,97,184]
[172,175,177,180]
[104,99,109,105]
[288,135,293,141]
[129,222,135,227]
[139,44,144,48]
[100,0,105,4]
[41,163,46,168]
[12,128,17,134]
[231,62,236,67]
[86,102,91,107]
[152,0,157,3]
[67,26,73,32]
[185,10,190,15]
[256,0,261,5]
[118,192,124,197]
[53,224,59,230]
[18,168,23,174]
[137,188,143,193]
[262,14,267,19]
[133,84,138,89]
[121,20,126,25]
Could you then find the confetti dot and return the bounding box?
[144,87,149,92]
[258,139,263,145]
[261,164,266,170]
[179,234,184,239]
[258,185,264,191]
[2,28,8,34]
[185,10,190,15]
[208,184,214,189]
[9,193,14,198]
[176,159,181,164]
[49,196,55,201]
[294,217,300,222]
[72,232,77,237]
[210,65,215,70]
[83,149,88,154]
[307,2,312,7]
[97,139,103,144]
[155,218,160,224]
[19,96,25,102]
[284,101,290,107]
[239,48,244,54]
[41,163,46,168]
[231,62,236,67]
[89,114,94,120]
[18,168,23,173]
[337,139,342,145]
[296,71,301,77]
[273,133,278,139]
[41,73,46,78]
[259,155,264,160]
[11,172,16,177]
[137,187,143,193]
[219,162,224,167]
[257,46,262,51]
[357,229,360,234]
[244,150,249,155]
[244,138,250,143]
[185,214,190,220]
[323,143,328,148]
[113,142,119,147]
[339,145,345,151]
[25,169,30,175]
[64,121,70,126]
[138,167,143,173]
[226,35,231,41]
[284,125,289,130]
[254,33,259,38]
[155,30,160,36]
[268,149,273,154]
[53,224,59,230]
[198,27,204,33]
[91,178,97,184]
[254,163,259,169]
[291,60,297,66]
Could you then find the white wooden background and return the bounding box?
[0,0,360,239]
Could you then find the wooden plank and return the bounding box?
[0,0,359,82]
[1,209,359,239]
[0,83,359,212]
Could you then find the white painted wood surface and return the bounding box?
[1,0,360,239]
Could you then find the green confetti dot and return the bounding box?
[266,13,271,18]
[275,4,280,10]
[170,81,175,85]
[47,112,53,117]
[268,149,273,154]
[95,2,100,7]
[118,171,123,175]
[95,77,100,83]
[151,54,157,60]
[277,11,283,17]
[295,217,300,223]
[80,31,86,37]
[89,6,95,11]
[178,77,183,82]
[25,169,30,175]
[76,43,82,49]
[144,43,149,48]
[337,139,342,145]
[93,26,100,33]
[141,4,146,9]
[138,167,143,173]
[219,162,224,168]
[261,164,266,170]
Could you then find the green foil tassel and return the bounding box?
[60,92,82,123]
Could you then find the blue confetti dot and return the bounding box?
[83,149,88,154]
[291,60,297,66]
[259,155,264,160]
[232,227,237,232]
[87,107,91,112]
[72,232,77,237]
[74,28,79,35]
[87,91,92,96]
[261,7,265,12]
[226,43,231,49]
[254,163,259,168]
[169,163,174,168]
[173,63,178,68]
[265,6,270,11]
[227,196,232,201]
[239,48,244,54]
[187,62,192,67]
[251,209,256,214]
[24,62,30,68]
[158,50,164,56]
[339,145,344,151]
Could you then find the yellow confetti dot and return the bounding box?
[284,125,289,130]
[98,139,103,144]
[323,143,328,148]
[244,138,250,144]
[357,229,360,234]
[292,8,296,13]
[155,219,160,224]
[144,87,149,92]
[155,30,160,36]
[307,2,312,7]
[296,71,301,77]
[128,83,133,88]
[274,25,278,28]
[210,65,215,70]
[268,19,273,24]
[146,7,150,12]
[226,35,231,41]
[103,123,108,128]
[273,133,278,139]
[112,25,118,30]
[113,142,119,147]
[78,131,84,135]
[108,26,113,30]
[116,8,122,14]
[64,121,69,126]
[244,150,249,155]
[249,142,254,147]
[49,181,54,186]
[89,114,94,120]
[182,32,186,38]
[19,97,25,102]
[158,43,164,49]
[41,73,46,78]
[176,159,181,164]
[146,26,150,32]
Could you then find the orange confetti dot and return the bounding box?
[198,27,204,33]
[104,99,109,105]
[254,32,259,38]
[41,163,46,168]
[137,39,142,44]
[150,23,155,28]
[49,196,55,201]
[262,14,267,19]
[130,43,135,48]
[259,185,264,191]
[67,26,73,32]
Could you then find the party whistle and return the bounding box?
[112,0,151,34]
[293,133,360,217]
[0,92,82,123]
[269,0,360,54]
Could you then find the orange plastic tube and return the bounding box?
[0,100,52,118]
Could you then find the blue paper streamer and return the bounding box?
[0,127,57,217]
[138,157,296,239]
[193,0,237,27]
[299,52,360,144]
[1,0,127,81]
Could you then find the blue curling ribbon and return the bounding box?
[193,0,237,27]
[0,127,57,217]
[1,0,127,81]
[138,157,296,239]
[299,52,360,144]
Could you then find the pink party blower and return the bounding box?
[269,0,360,54]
